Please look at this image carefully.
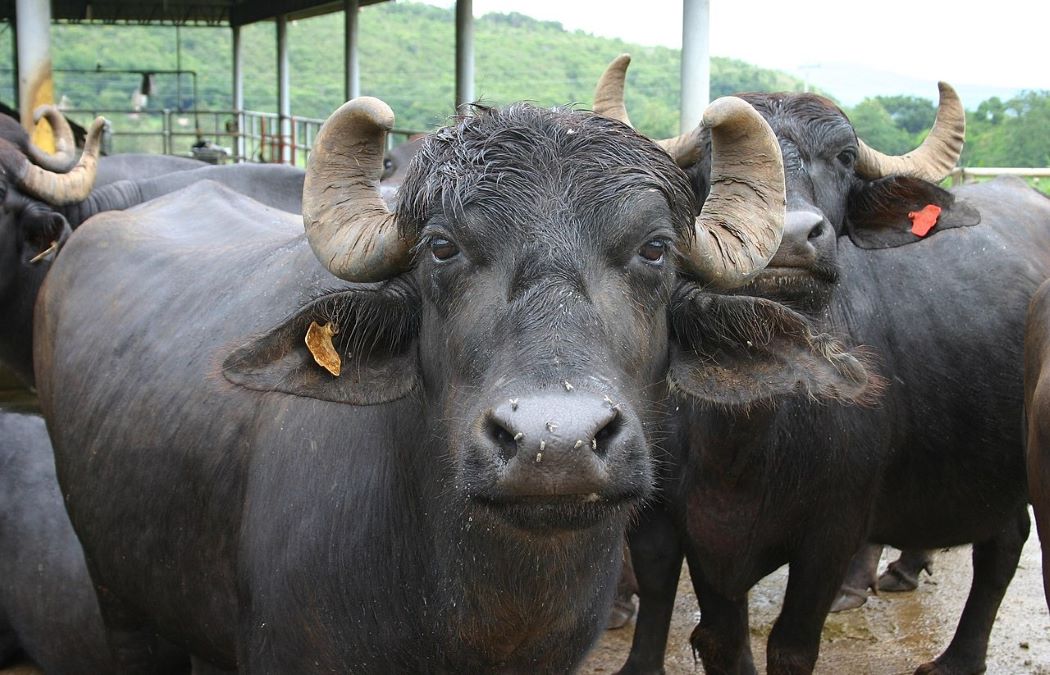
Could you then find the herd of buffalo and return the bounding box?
[1,52,1049,674]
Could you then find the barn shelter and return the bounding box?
[0,0,712,162]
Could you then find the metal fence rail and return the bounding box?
[62,107,419,164]
[950,167,1050,186]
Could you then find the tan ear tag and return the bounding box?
[305,321,341,377]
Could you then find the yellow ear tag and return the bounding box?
[305,321,341,377]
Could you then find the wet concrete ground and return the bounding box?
[584,525,1050,674]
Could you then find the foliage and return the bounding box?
[963,90,1050,168]
[848,99,916,156]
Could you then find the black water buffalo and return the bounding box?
[0,111,106,387]
[31,96,875,670]
[64,162,306,221]
[1025,278,1050,612]
[1,155,306,390]
[0,410,191,673]
[597,55,1050,674]
[95,152,207,187]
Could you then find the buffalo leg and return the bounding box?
[878,548,934,592]
[1036,483,1050,612]
[766,542,861,675]
[687,570,754,675]
[916,506,1029,675]
[0,622,18,668]
[829,543,882,612]
[607,544,639,630]
[617,501,683,675]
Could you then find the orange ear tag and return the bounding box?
[305,321,341,377]
[908,204,942,237]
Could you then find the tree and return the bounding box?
[848,98,913,155]
[873,95,936,135]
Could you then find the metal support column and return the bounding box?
[232,25,245,162]
[455,0,474,109]
[344,0,360,101]
[15,0,54,149]
[10,20,18,108]
[680,0,710,134]
[277,14,291,164]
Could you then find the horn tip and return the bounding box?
[936,81,961,103]
[338,96,395,133]
[32,104,57,124]
[701,96,755,129]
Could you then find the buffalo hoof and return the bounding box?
[914,656,985,675]
[606,594,637,630]
[878,558,933,593]
[614,663,666,675]
[829,585,869,613]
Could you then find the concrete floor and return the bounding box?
[584,523,1050,674]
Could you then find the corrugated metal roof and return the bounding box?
[0,0,390,27]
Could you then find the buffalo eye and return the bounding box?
[638,239,668,264]
[837,149,856,168]
[430,237,460,261]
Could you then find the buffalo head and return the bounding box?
[226,95,790,531]
[595,55,970,316]
[0,110,105,386]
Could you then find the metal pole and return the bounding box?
[176,24,182,112]
[344,0,359,101]
[15,0,54,150]
[277,14,291,164]
[455,0,474,109]
[680,0,710,134]
[10,20,19,109]
[232,24,245,162]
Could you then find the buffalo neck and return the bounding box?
[59,180,146,228]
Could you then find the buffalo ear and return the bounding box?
[223,283,419,405]
[20,202,71,261]
[846,176,980,249]
[668,289,879,408]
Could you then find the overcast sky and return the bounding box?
[414,0,1050,94]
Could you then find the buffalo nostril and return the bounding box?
[591,409,623,458]
[485,415,519,462]
[808,221,825,240]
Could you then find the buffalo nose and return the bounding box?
[772,210,827,266]
[484,392,623,463]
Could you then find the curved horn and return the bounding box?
[302,97,414,282]
[592,53,701,167]
[13,116,105,205]
[682,97,786,289]
[24,105,77,172]
[855,82,964,182]
[593,53,633,126]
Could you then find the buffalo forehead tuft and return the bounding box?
[395,103,697,240]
